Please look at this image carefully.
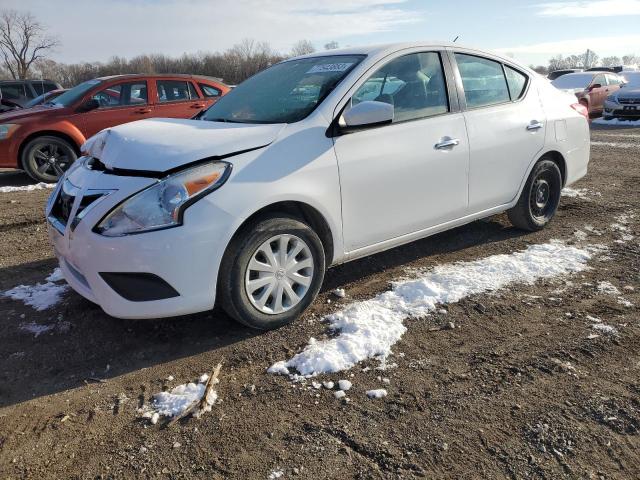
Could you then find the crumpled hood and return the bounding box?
[0,105,59,122]
[82,118,286,173]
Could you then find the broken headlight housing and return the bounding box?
[94,161,231,237]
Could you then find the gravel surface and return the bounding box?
[0,125,638,479]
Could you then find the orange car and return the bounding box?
[0,74,229,182]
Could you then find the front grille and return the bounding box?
[612,109,640,117]
[49,180,110,232]
[49,180,78,227]
[618,97,640,105]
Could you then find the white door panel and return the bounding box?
[334,113,469,251]
[464,90,546,211]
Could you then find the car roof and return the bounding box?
[288,41,529,71]
[95,73,226,84]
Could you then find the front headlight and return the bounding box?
[94,161,231,237]
[0,124,19,140]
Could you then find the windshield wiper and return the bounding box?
[205,117,245,123]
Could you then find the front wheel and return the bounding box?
[507,159,562,231]
[22,135,77,183]
[218,215,326,330]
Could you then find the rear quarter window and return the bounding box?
[199,83,221,98]
[504,66,528,100]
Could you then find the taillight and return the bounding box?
[571,102,589,120]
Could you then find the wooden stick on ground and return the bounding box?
[166,362,222,428]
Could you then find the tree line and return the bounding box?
[530,49,640,75]
[0,9,332,87]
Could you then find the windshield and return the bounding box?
[25,93,48,108]
[202,55,364,124]
[552,73,593,89]
[50,79,101,107]
[622,72,640,87]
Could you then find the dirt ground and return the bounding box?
[0,124,638,480]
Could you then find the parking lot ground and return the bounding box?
[0,126,639,479]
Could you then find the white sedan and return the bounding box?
[46,42,590,329]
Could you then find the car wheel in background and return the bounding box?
[22,135,77,183]
[219,215,326,330]
[507,158,562,232]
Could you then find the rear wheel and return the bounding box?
[507,158,562,231]
[22,135,77,183]
[219,215,326,330]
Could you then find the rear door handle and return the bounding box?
[191,103,206,109]
[434,137,460,150]
[135,108,152,114]
[526,121,544,131]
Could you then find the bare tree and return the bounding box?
[600,56,621,67]
[548,55,566,71]
[622,54,639,66]
[578,49,598,69]
[324,41,339,50]
[0,10,59,79]
[290,39,315,57]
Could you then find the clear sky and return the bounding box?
[4,0,640,66]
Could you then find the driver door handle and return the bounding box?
[434,137,460,150]
[191,103,206,109]
[135,108,152,114]
[527,121,544,131]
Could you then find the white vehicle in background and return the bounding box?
[46,42,590,329]
[604,71,640,121]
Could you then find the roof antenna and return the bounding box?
[453,36,459,43]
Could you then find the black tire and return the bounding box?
[22,135,77,183]
[218,214,326,330]
[507,159,562,232]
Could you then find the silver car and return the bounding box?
[603,71,640,120]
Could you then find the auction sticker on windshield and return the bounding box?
[306,63,354,74]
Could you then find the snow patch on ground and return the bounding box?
[592,117,640,126]
[597,281,621,296]
[561,187,600,199]
[592,323,618,335]
[269,241,598,377]
[0,182,56,194]
[19,322,54,337]
[590,140,640,149]
[142,374,218,422]
[3,269,69,311]
[366,389,388,399]
[268,469,284,479]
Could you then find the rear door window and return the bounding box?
[188,82,200,99]
[157,80,198,102]
[593,74,606,87]
[455,53,510,108]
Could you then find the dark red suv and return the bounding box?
[0,74,229,182]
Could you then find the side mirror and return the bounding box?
[588,83,602,91]
[78,98,100,112]
[340,100,393,132]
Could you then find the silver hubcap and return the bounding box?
[245,234,314,315]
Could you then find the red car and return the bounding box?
[0,74,229,182]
